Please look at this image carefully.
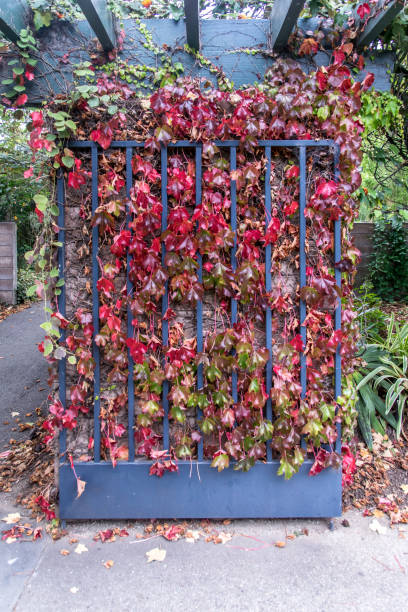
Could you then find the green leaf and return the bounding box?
[62,156,75,168]
[43,338,53,357]
[33,194,48,211]
[68,355,77,365]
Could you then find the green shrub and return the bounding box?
[354,315,408,448]
[16,267,39,304]
[369,218,408,302]
[354,281,386,345]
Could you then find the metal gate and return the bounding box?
[58,139,342,519]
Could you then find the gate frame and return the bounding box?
[58,138,342,520]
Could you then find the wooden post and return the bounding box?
[0,1,28,44]
[270,0,306,50]
[357,0,403,50]
[0,222,17,305]
[76,0,116,52]
[184,0,200,51]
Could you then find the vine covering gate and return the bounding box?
[58,138,342,520]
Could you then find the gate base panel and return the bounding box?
[59,461,342,520]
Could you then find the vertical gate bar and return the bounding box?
[195,145,204,462]
[126,146,135,461]
[299,146,307,401]
[334,144,342,453]
[91,144,101,462]
[264,146,272,462]
[230,146,238,403]
[161,145,170,451]
[57,169,67,457]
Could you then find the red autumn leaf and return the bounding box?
[285,165,300,179]
[283,200,298,216]
[25,68,35,81]
[126,338,148,364]
[290,334,304,352]
[15,93,28,106]
[30,111,44,128]
[316,180,337,199]
[90,124,113,149]
[24,167,34,178]
[332,50,345,65]
[316,71,328,91]
[342,444,356,486]
[163,525,183,541]
[357,3,370,19]
[361,72,374,91]
[96,277,115,298]
[309,448,330,476]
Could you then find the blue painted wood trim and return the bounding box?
[265,146,273,462]
[125,146,135,460]
[57,169,67,457]
[71,139,336,148]
[334,144,342,454]
[299,146,307,400]
[91,144,101,462]
[160,145,170,451]
[230,147,238,404]
[59,460,342,519]
[195,145,204,462]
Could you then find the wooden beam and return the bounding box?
[357,0,403,51]
[184,0,200,51]
[0,1,28,44]
[269,0,306,50]
[76,0,116,52]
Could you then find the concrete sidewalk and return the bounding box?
[1,504,407,612]
[1,303,408,612]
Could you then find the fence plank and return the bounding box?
[0,223,16,305]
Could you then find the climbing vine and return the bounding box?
[14,47,369,481]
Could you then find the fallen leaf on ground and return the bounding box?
[76,478,86,499]
[6,537,17,544]
[146,547,166,563]
[70,587,79,594]
[69,538,78,544]
[401,484,408,495]
[275,541,286,548]
[185,530,200,543]
[2,513,21,524]
[60,549,70,556]
[369,519,387,535]
[74,543,88,554]
[215,531,232,544]
[103,560,114,569]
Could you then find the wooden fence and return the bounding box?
[0,222,17,305]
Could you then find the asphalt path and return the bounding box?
[0,302,48,451]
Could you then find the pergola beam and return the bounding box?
[184,0,200,51]
[270,0,306,50]
[0,1,28,44]
[357,0,403,50]
[76,0,116,52]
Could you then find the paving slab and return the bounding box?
[0,510,406,612]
